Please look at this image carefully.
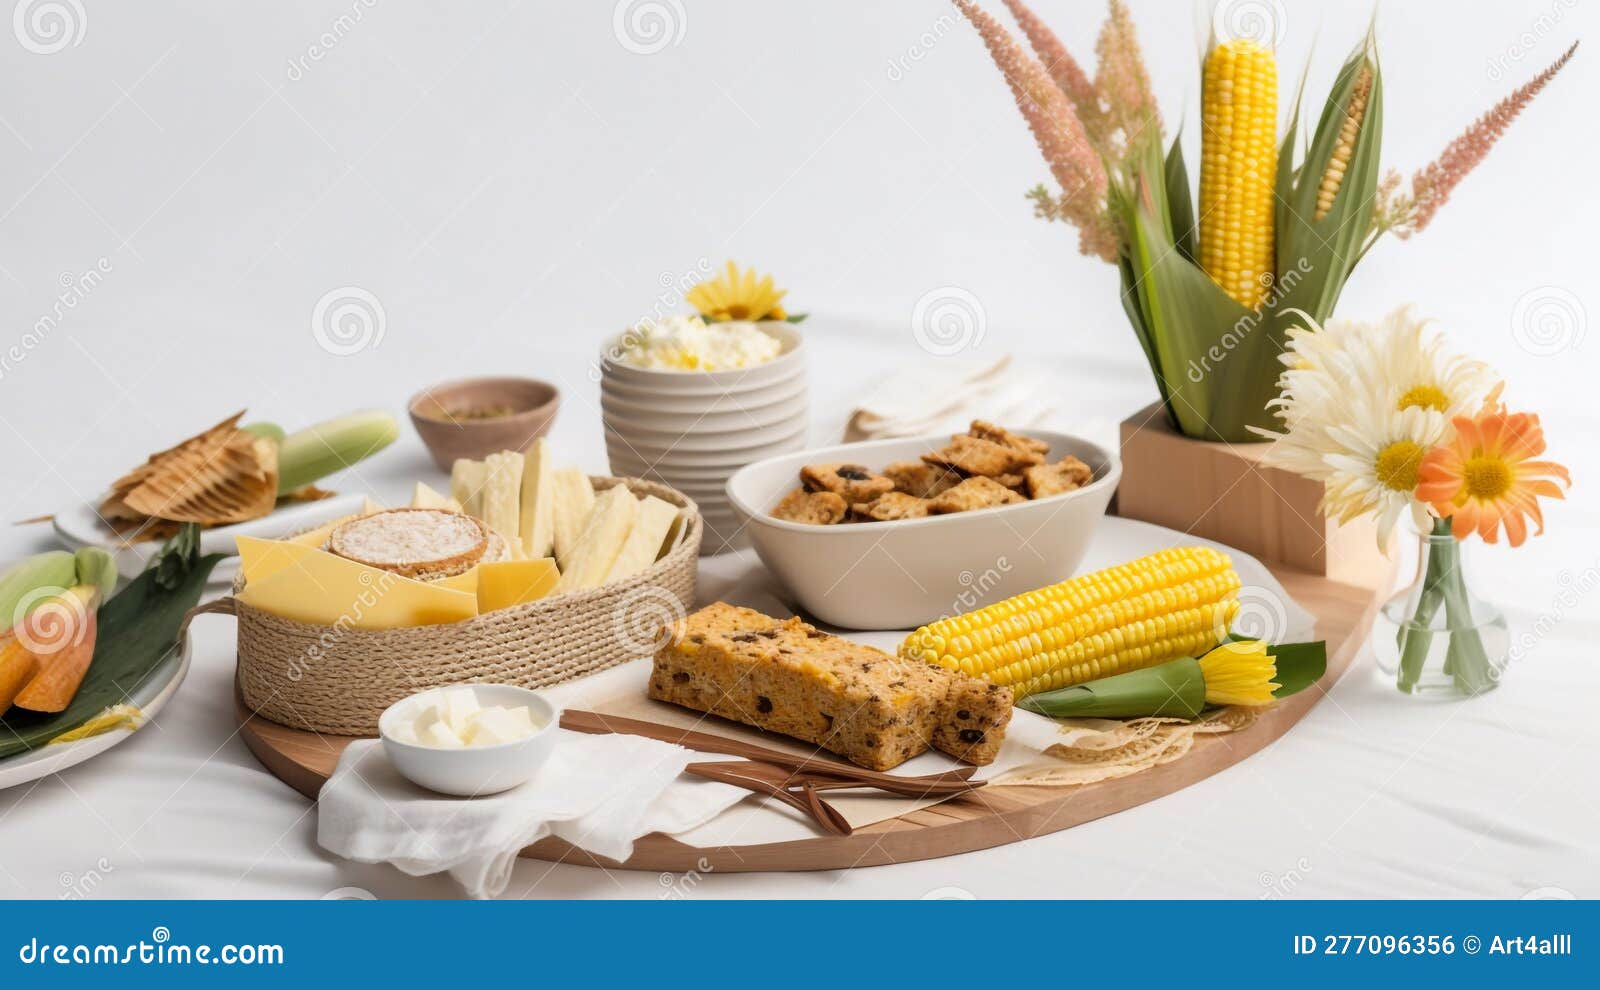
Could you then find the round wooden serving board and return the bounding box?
[236,564,1387,874]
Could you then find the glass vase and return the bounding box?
[1373,518,1509,696]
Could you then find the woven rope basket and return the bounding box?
[204,477,700,736]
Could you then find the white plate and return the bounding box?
[0,613,194,789]
[51,493,369,585]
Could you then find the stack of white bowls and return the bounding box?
[600,322,807,554]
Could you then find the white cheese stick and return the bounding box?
[553,485,638,592]
[480,451,524,544]
[519,438,556,559]
[450,459,487,520]
[550,467,596,569]
[606,496,680,582]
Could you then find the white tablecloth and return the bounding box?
[1,1,1596,898]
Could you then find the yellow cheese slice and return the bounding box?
[476,558,559,613]
[235,537,477,628]
[435,567,478,595]
[411,481,462,512]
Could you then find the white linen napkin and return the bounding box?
[843,354,1059,442]
[316,730,746,898]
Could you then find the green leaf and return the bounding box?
[1268,640,1328,698]
[784,313,808,324]
[1020,657,1208,720]
[0,554,223,759]
[1163,133,1196,264]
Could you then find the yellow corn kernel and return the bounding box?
[899,547,1242,699]
[1314,65,1373,221]
[1199,39,1278,309]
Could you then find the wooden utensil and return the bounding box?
[685,761,853,836]
[561,709,985,796]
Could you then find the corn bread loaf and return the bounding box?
[648,602,1012,771]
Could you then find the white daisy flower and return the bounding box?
[1320,397,1447,548]
[1256,306,1498,550]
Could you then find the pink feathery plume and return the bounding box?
[1409,41,1577,234]
[1092,0,1161,155]
[1001,0,1100,125]
[955,0,1108,247]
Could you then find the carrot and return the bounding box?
[12,587,99,714]
[0,634,40,715]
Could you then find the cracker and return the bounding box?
[926,476,1026,514]
[883,460,962,499]
[852,491,931,522]
[922,434,1042,477]
[771,488,848,525]
[799,463,895,505]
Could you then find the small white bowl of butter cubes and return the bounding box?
[379,684,558,796]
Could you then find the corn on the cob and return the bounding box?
[899,546,1241,699]
[1198,38,1278,309]
[1314,65,1373,221]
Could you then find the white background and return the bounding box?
[0,0,1596,898]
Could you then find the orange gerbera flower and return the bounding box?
[1415,410,1570,546]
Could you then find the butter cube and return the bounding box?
[439,687,480,734]
[422,720,464,749]
[465,705,536,747]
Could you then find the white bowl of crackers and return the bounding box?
[725,421,1119,630]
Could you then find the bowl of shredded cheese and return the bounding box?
[597,315,808,552]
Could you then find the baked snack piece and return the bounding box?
[927,476,1026,514]
[649,603,1013,770]
[1023,455,1095,499]
[922,434,1043,478]
[327,508,488,579]
[969,419,1049,456]
[771,488,848,525]
[883,460,962,499]
[851,491,931,522]
[800,463,895,505]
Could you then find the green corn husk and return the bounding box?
[1019,640,1328,721]
[0,553,223,758]
[1020,655,1209,719]
[0,552,78,629]
[72,547,118,603]
[1112,35,1382,442]
[274,410,399,494]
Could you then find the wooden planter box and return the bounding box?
[1112,403,1382,588]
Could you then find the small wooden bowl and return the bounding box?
[408,376,561,469]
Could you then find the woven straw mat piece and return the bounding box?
[230,477,701,736]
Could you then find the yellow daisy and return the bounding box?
[686,261,788,322]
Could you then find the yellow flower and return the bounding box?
[686,261,788,322]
